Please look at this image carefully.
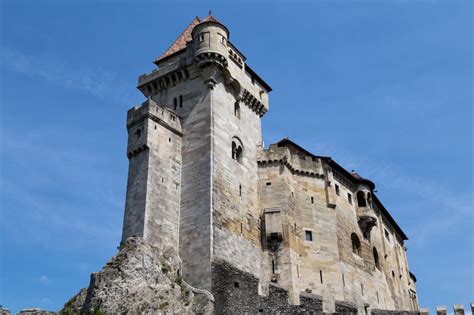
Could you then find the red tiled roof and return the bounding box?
[154,15,224,64]
[154,17,201,64]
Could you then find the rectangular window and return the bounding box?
[266,182,272,186]
[173,97,177,110]
[335,184,340,196]
[348,193,352,204]
[234,102,240,119]
[179,95,183,108]
[305,230,313,241]
[311,196,314,204]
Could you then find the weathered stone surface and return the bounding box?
[67,13,421,314]
[62,237,213,314]
[212,260,323,314]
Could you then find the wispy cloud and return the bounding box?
[38,276,51,286]
[0,125,122,251]
[0,47,133,104]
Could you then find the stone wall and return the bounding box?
[257,141,419,313]
[212,260,323,314]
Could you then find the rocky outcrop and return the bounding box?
[61,237,213,314]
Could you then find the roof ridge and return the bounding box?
[154,16,202,64]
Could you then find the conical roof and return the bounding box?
[154,15,226,65]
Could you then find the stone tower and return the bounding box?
[120,15,420,313]
[121,14,271,291]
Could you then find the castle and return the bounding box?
[121,14,419,313]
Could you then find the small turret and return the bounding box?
[191,15,229,68]
[352,172,377,235]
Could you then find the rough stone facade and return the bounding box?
[62,237,213,314]
[120,14,420,313]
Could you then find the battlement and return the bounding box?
[258,143,324,177]
[127,99,182,134]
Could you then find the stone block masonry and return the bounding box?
[117,13,422,313]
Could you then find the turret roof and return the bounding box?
[154,14,225,65]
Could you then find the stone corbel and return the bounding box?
[199,63,221,89]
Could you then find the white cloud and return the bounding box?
[38,275,50,285]
[0,47,133,104]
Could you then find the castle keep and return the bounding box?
[121,15,419,313]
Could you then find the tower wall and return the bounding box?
[178,77,214,290]
[211,78,265,284]
[121,101,182,250]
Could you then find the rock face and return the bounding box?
[62,237,213,314]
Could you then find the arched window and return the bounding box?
[351,233,361,256]
[231,137,243,163]
[357,191,367,207]
[373,247,380,270]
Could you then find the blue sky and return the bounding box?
[0,0,472,313]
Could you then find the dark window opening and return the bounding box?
[361,283,364,296]
[168,137,171,142]
[234,282,239,288]
[179,95,183,108]
[392,271,395,278]
[311,196,314,204]
[320,270,323,284]
[357,191,367,207]
[351,233,361,256]
[373,247,380,270]
[348,193,352,204]
[335,184,340,196]
[239,184,242,197]
[232,139,243,163]
[342,274,345,287]
[173,97,177,110]
[367,192,372,207]
[240,222,243,234]
[272,259,275,274]
[305,230,313,241]
[266,182,272,186]
[234,102,240,119]
[270,232,279,241]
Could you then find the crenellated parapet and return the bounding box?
[127,99,182,133]
[258,144,324,178]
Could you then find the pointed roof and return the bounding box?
[154,17,201,64]
[154,15,227,65]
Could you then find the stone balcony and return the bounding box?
[357,206,377,234]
